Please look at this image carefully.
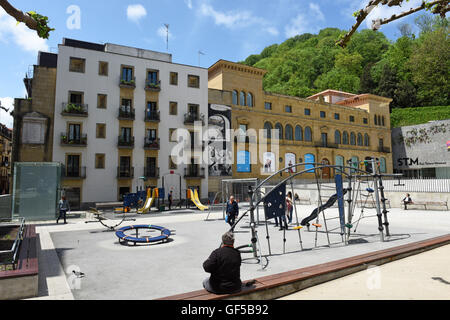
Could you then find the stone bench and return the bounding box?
[404,201,448,210]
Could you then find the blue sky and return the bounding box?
[0,0,433,128]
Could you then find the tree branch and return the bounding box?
[0,0,37,30]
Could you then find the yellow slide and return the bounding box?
[189,189,209,211]
[138,188,157,214]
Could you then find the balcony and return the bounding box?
[119,77,136,89]
[184,112,205,125]
[144,110,160,122]
[61,103,88,117]
[60,133,87,147]
[314,141,338,149]
[184,140,206,151]
[118,136,135,149]
[234,136,257,144]
[118,108,135,120]
[62,166,86,180]
[184,166,205,179]
[378,146,391,153]
[144,137,160,150]
[144,167,160,179]
[145,80,161,92]
[117,167,134,179]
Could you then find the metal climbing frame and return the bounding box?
[220,178,259,220]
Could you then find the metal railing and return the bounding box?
[0,217,25,269]
[144,110,160,122]
[184,166,205,178]
[118,108,135,120]
[382,178,450,193]
[144,167,160,179]
[378,146,391,153]
[117,167,134,179]
[145,79,161,91]
[184,112,205,125]
[62,166,86,179]
[144,137,160,150]
[118,136,135,148]
[60,133,87,146]
[61,103,88,116]
[119,76,136,88]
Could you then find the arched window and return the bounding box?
[232,90,238,105]
[285,124,293,140]
[380,157,387,173]
[247,93,253,107]
[343,131,349,145]
[377,115,381,126]
[295,125,303,141]
[364,133,370,146]
[304,127,312,142]
[357,133,363,146]
[350,132,356,145]
[382,116,385,126]
[351,156,359,173]
[374,115,378,125]
[334,130,341,144]
[274,123,283,140]
[335,155,344,173]
[240,91,246,106]
[263,122,273,139]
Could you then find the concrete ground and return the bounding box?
[28,205,450,300]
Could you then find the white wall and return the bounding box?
[53,44,208,204]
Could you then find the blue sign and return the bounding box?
[237,151,251,173]
[304,153,315,173]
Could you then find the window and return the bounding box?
[320,111,326,118]
[247,93,253,107]
[357,133,363,146]
[304,127,312,142]
[146,157,157,177]
[147,70,159,85]
[264,102,272,110]
[119,156,131,173]
[96,124,106,139]
[69,91,83,104]
[69,57,85,73]
[238,124,247,143]
[240,91,246,106]
[334,113,340,120]
[97,94,107,109]
[343,131,349,145]
[66,155,80,177]
[188,74,200,88]
[378,115,382,126]
[295,126,303,141]
[379,138,384,148]
[321,133,328,147]
[350,132,356,145]
[285,105,292,113]
[335,130,341,144]
[351,156,359,173]
[363,118,368,124]
[305,108,311,116]
[169,129,177,142]
[146,129,157,142]
[364,133,370,147]
[121,66,134,82]
[335,155,344,172]
[170,72,178,85]
[380,157,387,173]
[350,115,355,122]
[274,123,283,140]
[232,90,238,105]
[68,123,81,142]
[382,116,385,126]
[95,154,105,169]
[98,61,108,76]
[285,125,293,140]
[169,102,178,115]
[263,122,273,139]
[169,156,177,169]
[120,127,132,143]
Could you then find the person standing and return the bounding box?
[286,191,294,224]
[202,232,242,294]
[57,195,70,224]
[168,190,173,210]
[226,196,239,230]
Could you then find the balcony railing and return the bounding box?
[60,133,87,147]
[144,137,160,150]
[184,112,205,125]
[144,110,160,122]
[144,167,160,179]
[184,166,205,178]
[119,77,136,88]
[62,166,86,179]
[118,107,135,120]
[314,141,338,149]
[117,167,134,179]
[118,136,135,148]
[145,80,161,92]
[234,135,257,144]
[61,103,88,117]
[378,146,391,153]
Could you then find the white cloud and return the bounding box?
[363,0,423,29]
[184,0,193,9]
[0,97,14,128]
[157,25,174,41]
[199,3,278,35]
[309,3,325,21]
[127,4,147,23]
[285,13,308,38]
[0,8,49,53]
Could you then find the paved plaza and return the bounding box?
[31,205,450,300]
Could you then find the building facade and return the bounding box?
[0,124,12,194]
[207,60,393,192]
[392,119,450,178]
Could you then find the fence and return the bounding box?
[0,195,11,219]
[382,178,450,193]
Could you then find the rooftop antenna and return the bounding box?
[164,24,170,52]
[198,50,205,67]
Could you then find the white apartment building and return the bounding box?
[52,39,208,208]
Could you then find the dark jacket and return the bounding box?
[226,201,239,216]
[203,246,242,293]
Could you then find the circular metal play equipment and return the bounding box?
[115,225,171,245]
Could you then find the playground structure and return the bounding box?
[187,188,209,211]
[137,188,158,214]
[115,224,171,246]
[227,158,403,267]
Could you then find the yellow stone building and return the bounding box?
[208,60,392,189]
[0,124,12,194]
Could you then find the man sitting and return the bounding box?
[202,232,242,294]
[402,193,413,210]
